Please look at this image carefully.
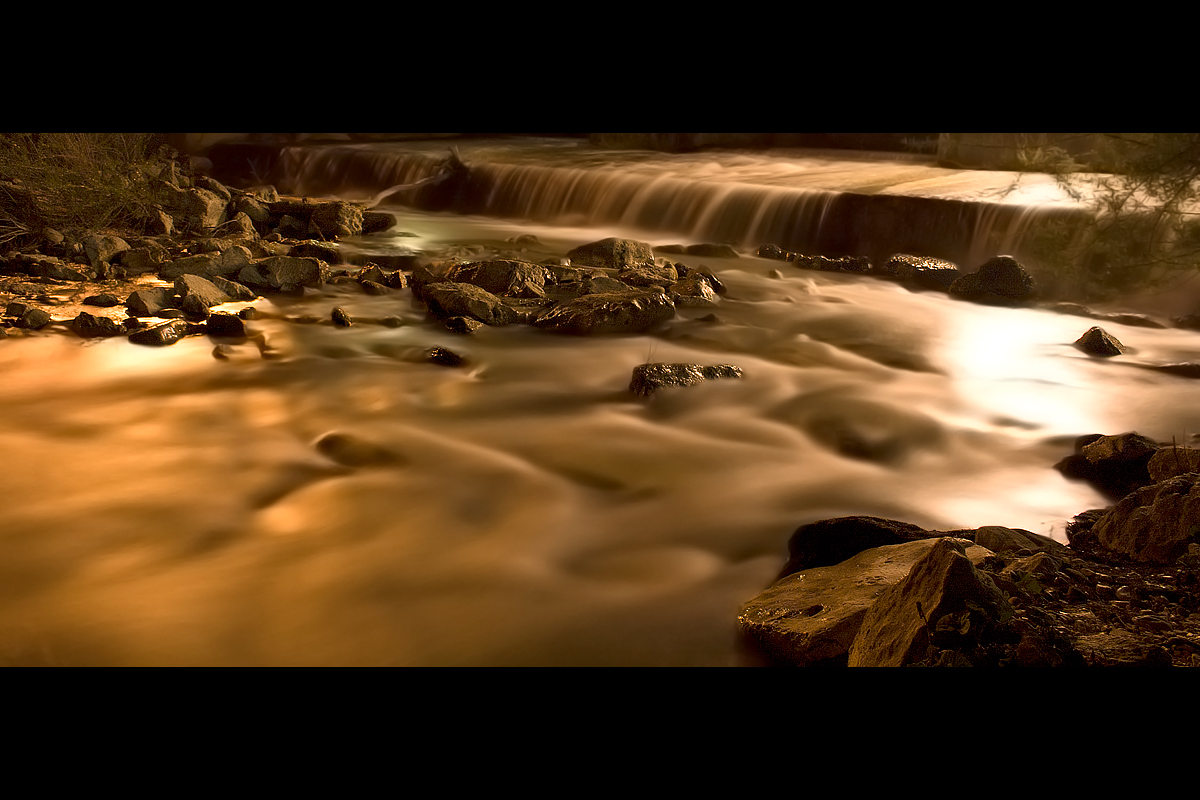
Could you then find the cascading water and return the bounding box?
[2,138,1197,666]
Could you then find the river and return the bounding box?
[2,137,1198,666]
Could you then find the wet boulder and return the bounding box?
[879,254,961,292]
[949,255,1036,305]
[128,319,192,346]
[83,233,130,272]
[847,538,1011,667]
[567,237,655,270]
[174,274,232,308]
[739,537,983,667]
[448,259,548,299]
[616,261,678,288]
[1074,326,1126,356]
[779,515,940,578]
[205,312,248,339]
[309,201,363,239]
[668,272,719,306]
[209,275,258,302]
[289,240,341,263]
[5,303,52,329]
[238,256,328,291]
[1092,473,1200,563]
[423,282,519,326]
[126,286,177,317]
[794,254,872,274]
[629,363,742,397]
[1148,446,1200,482]
[756,243,797,261]
[1054,431,1160,500]
[70,312,125,338]
[533,289,675,335]
[174,187,228,233]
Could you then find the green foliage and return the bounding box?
[1017,133,1200,302]
[0,133,164,244]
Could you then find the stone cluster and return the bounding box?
[741,436,1200,667]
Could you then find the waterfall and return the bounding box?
[260,138,1095,281]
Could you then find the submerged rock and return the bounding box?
[314,432,401,468]
[628,363,742,397]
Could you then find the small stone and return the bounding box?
[1075,326,1125,357]
[331,307,353,327]
[425,346,465,367]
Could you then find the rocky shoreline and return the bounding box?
[4,150,1200,667]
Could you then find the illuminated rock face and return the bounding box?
[1092,474,1200,564]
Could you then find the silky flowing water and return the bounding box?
[2,139,1199,666]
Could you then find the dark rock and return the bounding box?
[174,274,232,307]
[425,346,466,367]
[128,319,191,346]
[9,305,51,330]
[83,293,122,308]
[617,262,679,288]
[780,516,941,578]
[362,211,397,234]
[309,201,363,239]
[238,256,328,291]
[209,275,258,302]
[331,307,353,327]
[1148,446,1200,482]
[448,259,548,299]
[847,538,1011,667]
[83,233,130,271]
[533,290,675,335]
[567,237,655,270]
[1074,326,1126,356]
[289,241,341,263]
[794,254,872,274]
[668,273,719,306]
[756,244,797,261]
[361,280,391,295]
[126,287,177,317]
[180,295,212,320]
[1055,431,1160,500]
[629,363,742,397]
[445,316,485,334]
[1092,473,1200,564]
[423,282,519,326]
[879,254,961,292]
[70,311,125,338]
[949,255,1037,305]
[206,313,248,339]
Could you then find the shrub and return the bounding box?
[0,132,165,245]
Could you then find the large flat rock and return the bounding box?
[739,537,992,666]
